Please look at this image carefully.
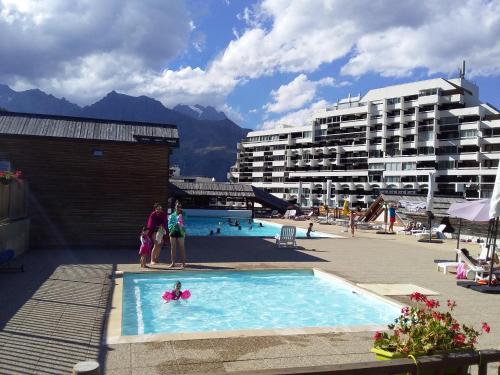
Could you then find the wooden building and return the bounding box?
[169,181,290,214]
[0,111,179,248]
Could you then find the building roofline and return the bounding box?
[0,110,178,129]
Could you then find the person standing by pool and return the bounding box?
[306,222,314,237]
[147,203,168,264]
[388,204,396,233]
[168,201,187,268]
[349,210,356,237]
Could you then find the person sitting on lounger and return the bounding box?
[461,248,500,268]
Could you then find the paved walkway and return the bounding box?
[1,221,500,374]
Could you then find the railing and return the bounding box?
[0,179,28,222]
[232,350,500,374]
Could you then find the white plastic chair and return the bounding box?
[275,226,297,248]
[414,224,446,238]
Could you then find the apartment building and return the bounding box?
[229,77,500,208]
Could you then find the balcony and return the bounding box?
[417,94,439,106]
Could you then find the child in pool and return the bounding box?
[171,281,183,300]
[163,281,191,303]
[139,226,152,268]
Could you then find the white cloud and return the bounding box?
[1,0,499,113]
[260,100,330,130]
[341,1,500,78]
[264,74,334,114]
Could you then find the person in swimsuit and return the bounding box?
[171,281,183,300]
[349,210,356,237]
[146,203,168,264]
[306,222,314,237]
[168,201,187,268]
[138,226,152,268]
[388,204,396,233]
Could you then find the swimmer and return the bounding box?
[259,222,263,227]
[162,281,191,303]
[209,230,214,236]
[216,227,221,234]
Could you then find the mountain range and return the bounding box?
[0,84,249,181]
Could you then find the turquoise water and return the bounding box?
[122,270,399,335]
[182,217,328,237]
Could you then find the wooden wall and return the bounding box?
[0,136,171,248]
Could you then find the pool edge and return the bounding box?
[105,267,403,345]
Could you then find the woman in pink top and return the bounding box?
[147,202,168,264]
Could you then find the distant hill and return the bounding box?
[0,84,80,116]
[0,85,249,181]
[173,104,227,121]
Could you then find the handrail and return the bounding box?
[230,349,500,375]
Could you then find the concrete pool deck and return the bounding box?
[1,220,500,374]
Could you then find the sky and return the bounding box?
[0,0,499,130]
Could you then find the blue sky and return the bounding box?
[1,0,499,129]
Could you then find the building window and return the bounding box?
[387,97,401,105]
[368,163,384,170]
[385,176,400,183]
[385,162,401,171]
[437,161,455,170]
[418,132,433,141]
[402,162,416,170]
[460,129,478,139]
[419,88,439,96]
[302,131,312,138]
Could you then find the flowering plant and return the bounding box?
[373,292,490,355]
[0,170,22,182]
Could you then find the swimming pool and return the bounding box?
[182,217,333,238]
[122,269,399,336]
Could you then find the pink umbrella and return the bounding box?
[447,199,491,255]
[447,199,491,222]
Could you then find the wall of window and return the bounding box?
[385,162,401,171]
[368,163,384,170]
[387,97,401,105]
[419,88,439,96]
[460,129,477,139]
[402,162,417,170]
[437,160,455,169]
[385,176,400,183]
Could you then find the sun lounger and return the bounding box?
[275,225,297,248]
[0,249,24,273]
[294,211,313,221]
[414,224,447,239]
[456,248,499,281]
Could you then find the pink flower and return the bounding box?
[373,331,382,340]
[425,299,439,309]
[410,292,426,302]
[447,299,457,310]
[482,322,491,333]
[453,333,466,345]
[401,306,410,316]
[451,323,460,331]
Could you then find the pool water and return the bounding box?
[182,217,330,238]
[122,270,399,336]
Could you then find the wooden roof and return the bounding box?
[0,111,179,145]
[169,181,255,198]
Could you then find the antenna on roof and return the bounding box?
[459,60,466,79]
